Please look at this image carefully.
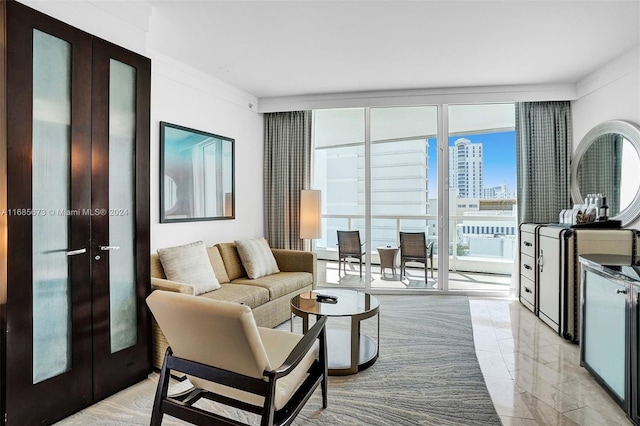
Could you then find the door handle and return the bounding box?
[538,249,544,273]
[617,289,628,295]
[100,246,120,251]
[65,248,87,256]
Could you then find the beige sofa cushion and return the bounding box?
[190,327,318,411]
[206,246,230,284]
[232,272,313,300]
[216,242,247,280]
[235,238,280,279]
[157,241,220,295]
[199,284,269,308]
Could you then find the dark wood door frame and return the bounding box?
[5,2,93,424]
[2,1,151,424]
[90,36,151,402]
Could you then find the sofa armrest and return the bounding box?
[151,277,196,295]
[271,249,317,289]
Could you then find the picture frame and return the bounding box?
[160,121,235,223]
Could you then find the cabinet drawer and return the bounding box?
[520,253,536,281]
[520,275,536,310]
[520,231,535,257]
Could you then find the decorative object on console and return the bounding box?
[160,121,234,223]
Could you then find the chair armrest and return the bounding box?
[266,315,327,380]
[151,277,196,295]
[271,249,317,289]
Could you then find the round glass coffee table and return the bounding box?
[290,289,380,375]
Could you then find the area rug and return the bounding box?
[57,295,500,425]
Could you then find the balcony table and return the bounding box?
[377,246,399,280]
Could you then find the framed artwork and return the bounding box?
[160,121,234,222]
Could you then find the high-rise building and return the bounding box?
[449,138,483,198]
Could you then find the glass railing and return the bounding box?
[315,213,516,275]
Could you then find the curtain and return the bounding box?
[264,111,312,250]
[515,101,573,224]
[512,101,572,299]
[576,133,622,214]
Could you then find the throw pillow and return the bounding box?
[157,240,221,295]
[234,238,280,279]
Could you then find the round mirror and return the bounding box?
[571,120,640,227]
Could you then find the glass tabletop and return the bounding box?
[291,289,380,317]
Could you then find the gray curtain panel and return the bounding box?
[264,111,312,250]
[577,133,622,214]
[516,101,572,224]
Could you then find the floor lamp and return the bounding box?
[300,189,321,250]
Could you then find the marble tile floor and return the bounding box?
[470,297,631,425]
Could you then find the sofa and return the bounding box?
[150,240,316,370]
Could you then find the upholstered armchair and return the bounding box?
[146,290,328,426]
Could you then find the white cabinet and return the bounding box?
[519,224,538,313]
[537,226,570,334]
[519,223,639,341]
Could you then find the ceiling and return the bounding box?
[148,1,640,99]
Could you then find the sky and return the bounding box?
[427,130,516,196]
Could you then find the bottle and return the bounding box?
[599,196,609,221]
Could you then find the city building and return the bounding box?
[449,138,483,198]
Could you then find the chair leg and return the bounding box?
[359,259,362,278]
[430,255,434,279]
[320,328,328,409]
[151,351,171,426]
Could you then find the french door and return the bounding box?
[3,2,150,424]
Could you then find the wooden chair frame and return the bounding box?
[151,316,328,426]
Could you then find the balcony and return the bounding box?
[313,213,515,293]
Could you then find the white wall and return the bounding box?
[150,51,264,250]
[572,45,640,229]
[20,0,266,251]
[572,45,640,148]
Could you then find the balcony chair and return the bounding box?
[399,232,434,282]
[146,290,328,426]
[337,230,366,278]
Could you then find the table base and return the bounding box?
[326,329,378,375]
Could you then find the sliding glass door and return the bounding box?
[447,104,516,292]
[313,103,516,294]
[370,106,439,289]
[314,108,366,288]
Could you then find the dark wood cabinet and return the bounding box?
[0,1,151,424]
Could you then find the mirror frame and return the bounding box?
[160,121,235,223]
[571,120,640,227]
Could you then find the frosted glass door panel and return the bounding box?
[584,270,626,399]
[31,29,72,383]
[108,59,137,353]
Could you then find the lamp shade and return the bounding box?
[300,189,321,239]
